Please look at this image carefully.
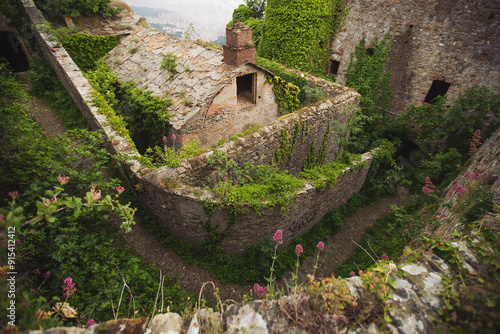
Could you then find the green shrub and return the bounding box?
[34,0,116,18]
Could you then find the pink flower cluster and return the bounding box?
[62,277,76,297]
[469,129,481,156]
[295,244,303,254]
[273,230,283,245]
[317,242,324,251]
[464,172,481,180]
[57,175,69,185]
[422,177,437,196]
[252,284,268,299]
[42,197,57,207]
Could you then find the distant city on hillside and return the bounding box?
[130,5,230,45]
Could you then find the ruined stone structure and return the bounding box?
[330,0,500,113]
[19,0,374,256]
[106,24,278,149]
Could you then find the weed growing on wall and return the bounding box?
[161,52,178,78]
[267,75,301,116]
[258,0,348,76]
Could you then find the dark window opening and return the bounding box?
[329,60,340,76]
[424,80,451,104]
[237,73,256,106]
[0,31,29,72]
[365,48,374,56]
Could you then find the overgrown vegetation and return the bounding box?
[33,0,116,19]
[28,57,89,129]
[62,33,122,71]
[0,63,192,330]
[258,0,348,76]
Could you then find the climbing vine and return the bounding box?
[267,74,301,116]
[275,121,302,166]
[258,0,348,76]
[316,122,332,165]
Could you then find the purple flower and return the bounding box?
[86,319,95,327]
[381,254,389,261]
[317,242,324,251]
[62,277,76,296]
[295,244,303,254]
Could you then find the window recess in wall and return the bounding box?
[424,80,451,104]
[237,73,257,109]
[329,60,340,76]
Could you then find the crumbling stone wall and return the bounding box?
[331,0,500,114]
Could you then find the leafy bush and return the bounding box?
[0,65,192,329]
[34,0,116,19]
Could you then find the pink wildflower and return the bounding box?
[472,173,481,180]
[57,175,69,185]
[404,229,408,233]
[116,186,125,194]
[162,136,167,143]
[350,271,355,277]
[62,277,76,296]
[172,134,177,140]
[381,254,389,261]
[295,244,303,254]
[86,319,96,327]
[31,289,35,293]
[464,172,471,179]
[34,269,40,275]
[45,271,50,278]
[273,230,283,245]
[8,191,18,199]
[252,284,268,299]
[317,241,324,251]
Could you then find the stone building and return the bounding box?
[329,0,499,113]
[106,23,279,148]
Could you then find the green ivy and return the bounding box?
[275,121,301,166]
[303,140,317,170]
[258,0,348,76]
[33,0,116,18]
[63,33,122,71]
[267,74,301,116]
[316,122,331,165]
[85,61,173,151]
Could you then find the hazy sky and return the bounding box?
[122,0,244,28]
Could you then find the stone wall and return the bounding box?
[331,0,500,114]
[139,152,373,256]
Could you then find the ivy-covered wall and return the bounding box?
[258,0,347,76]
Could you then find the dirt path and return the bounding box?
[295,192,410,282]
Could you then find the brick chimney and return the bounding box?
[223,22,256,67]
